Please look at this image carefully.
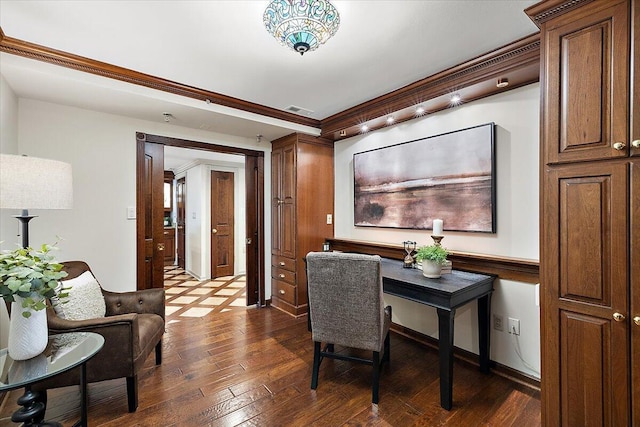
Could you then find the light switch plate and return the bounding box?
[127,206,136,220]
[326,214,332,225]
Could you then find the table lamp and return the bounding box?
[0,154,73,248]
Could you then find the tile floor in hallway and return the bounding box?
[163,265,248,319]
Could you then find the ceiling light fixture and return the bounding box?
[360,124,369,133]
[496,78,509,88]
[264,0,340,56]
[386,116,395,125]
[415,106,426,116]
[162,112,173,122]
[450,93,462,105]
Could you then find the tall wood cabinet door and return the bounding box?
[632,0,640,158]
[542,161,629,426]
[271,147,283,256]
[543,0,629,165]
[280,144,296,259]
[631,161,640,425]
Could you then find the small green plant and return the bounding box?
[415,244,449,264]
[0,242,69,317]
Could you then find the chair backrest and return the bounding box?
[306,252,385,352]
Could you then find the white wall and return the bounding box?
[1,98,272,297]
[0,74,19,347]
[334,84,541,378]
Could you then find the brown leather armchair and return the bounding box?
[33,261,165,413]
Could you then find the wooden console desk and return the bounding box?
[381,258,495,410]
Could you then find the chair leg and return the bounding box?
[126,375,138,412]
[311,341,321,390]
[383,331,391,364]
[372,351,380,404]
[155,340,162,365]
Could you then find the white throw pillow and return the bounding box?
[53,270,106,320]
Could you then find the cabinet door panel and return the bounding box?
[632,161,640,425]
[271,148,283,255]
[552,164,628,308]
[544,1,629,164]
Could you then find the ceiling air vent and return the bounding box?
[285,105,314,116]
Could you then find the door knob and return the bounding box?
[157,243,165,252]
[212,228,218,234]
[634,316,640,326]
[613,142,626,150]
[632,139,640,148]
[613,312,625,322]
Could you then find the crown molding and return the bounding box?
[525,0,597,27]
[320,33,541,140]
[1,27,541,143]
[0,29,320,129]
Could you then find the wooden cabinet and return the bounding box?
[164,227,175,265]
[527,0,639,424]
[270,133,334,316]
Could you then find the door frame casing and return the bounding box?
[135,132,265,306]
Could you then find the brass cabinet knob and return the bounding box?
[212,228,218,234]
[279,289,285,295]
[157,243,165,252]
[613,312,625,322]
[634,316,640,326]
[632,139,640,148]
[613,142,626,150]
[279,274,285,278]
[279,261,285,266]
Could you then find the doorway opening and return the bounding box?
[135,132,265,307]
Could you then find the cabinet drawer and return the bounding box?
[272,255,296,272]
[272,279,296,305]
[273,266,295,284]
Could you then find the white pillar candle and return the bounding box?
[433,219,443,236]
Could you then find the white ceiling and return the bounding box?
[0,0,539,146]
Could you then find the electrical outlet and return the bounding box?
[508,317,520,335]
[326,214,333,225]
[493,314,504,331]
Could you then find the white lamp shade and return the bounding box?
[0,154,73,210]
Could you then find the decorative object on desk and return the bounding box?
[353,123,496,232]
[0,154,73,249]
[415,244,449,278]
[432,219,443,236]
[0,243,69,360]
[402,240,417,268]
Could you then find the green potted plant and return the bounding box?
[0,242,68,360]
[415,244,449,278]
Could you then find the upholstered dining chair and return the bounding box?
[305,252,392,404]
[33,261,165,413]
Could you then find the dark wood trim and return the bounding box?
[0,31,319,129]
[0,27,540,143]
[525,0,597,27]
[135,132,266,305]
[326,238,539,284]
[389,323,541,391]
[136,132,265,157]
[320,33,541,140]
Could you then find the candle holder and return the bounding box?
[431,235,444,246]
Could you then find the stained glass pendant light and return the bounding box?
[263,0,340,55]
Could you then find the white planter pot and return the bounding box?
[8,296,48,360]
[422,260,442,279]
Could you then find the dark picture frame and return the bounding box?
[353,123,496,233]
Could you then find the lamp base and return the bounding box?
[13,209,37,249]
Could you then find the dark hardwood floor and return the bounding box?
[0,270,541,426]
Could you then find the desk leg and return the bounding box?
[477,293,492,373]
[436,308,455,411]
